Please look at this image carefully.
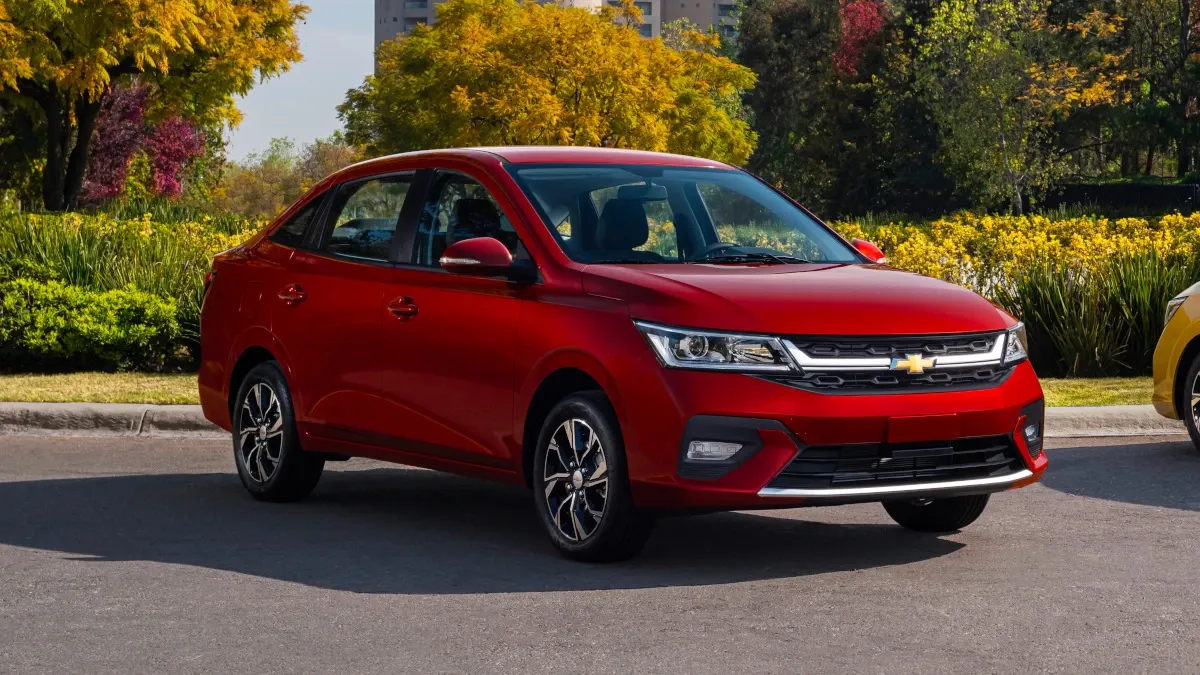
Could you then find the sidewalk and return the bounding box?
[0,401,1187,439]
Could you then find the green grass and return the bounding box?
[1040,377,1152,407]
[0,373,199,405]
[0,373,1153,408]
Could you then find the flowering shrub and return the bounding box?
[831,213,1200,375]
[0,210,259,368]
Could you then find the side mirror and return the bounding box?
[439,237,516,277]
[851,238,888,264]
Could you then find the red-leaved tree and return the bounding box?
[79,86,149,204]
[834,0,887,77]
[144,117,206,197]
[79,84,206,205]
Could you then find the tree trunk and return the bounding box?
[1120,148,1135,177]
[37,90,104,211]
[1146,147,1155,176]
[41,86,66,211]
[1178,140,1192,178]
[62,96,103,210]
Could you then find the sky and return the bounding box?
[225,0,375,161]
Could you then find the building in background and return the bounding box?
[661,1,739,40]
[375,0,736,50]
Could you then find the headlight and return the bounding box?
[1003,322,1028,365]
[1166,296,1186,327]
[635,321,795,372]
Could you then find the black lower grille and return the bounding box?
[764,366,1012,393]
[768,435,1024,490]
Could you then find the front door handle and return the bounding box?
[387,296,418,319]
[278,284,307,305]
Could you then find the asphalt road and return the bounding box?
[0,434,1197,674]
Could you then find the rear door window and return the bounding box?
[324,175,414,261]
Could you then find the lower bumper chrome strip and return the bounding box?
[757,469,1034,498]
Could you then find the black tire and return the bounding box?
[232,361,324,502]
[1180,353,1200,454]
[882,494,990,533]
[532,392,653,562]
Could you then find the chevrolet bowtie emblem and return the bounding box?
[891,353,936,374]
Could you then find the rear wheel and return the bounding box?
[882,494,990,533]
[533,392,653,562]
[232,362,324,502]
[1180,353,1200,454]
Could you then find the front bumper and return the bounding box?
[619,359,1047,510]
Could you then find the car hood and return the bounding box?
[581,263,1011,336]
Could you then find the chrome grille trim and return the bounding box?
[782,335,1006,372]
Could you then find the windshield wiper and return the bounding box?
[693,252,810,265]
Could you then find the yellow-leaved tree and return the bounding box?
[339,0,757,164]
[0,0,309,211]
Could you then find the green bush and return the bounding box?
[0,278,182,372]
[990,253,1200,377]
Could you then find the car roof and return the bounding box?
[473,146,735,168]
[349,146,735,171]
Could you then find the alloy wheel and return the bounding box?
[238,382,284,484]
[542,418,609,541]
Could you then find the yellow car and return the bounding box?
[1154,281,1200,447]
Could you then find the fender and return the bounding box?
[217,327,302,421]
[513,347,628,469]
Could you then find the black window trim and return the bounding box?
[266,192,331,251]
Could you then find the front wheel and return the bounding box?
[882,494,990,533]
[532,392,653,562]
[232,361,324,502]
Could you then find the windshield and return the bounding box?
[508,164,860,264]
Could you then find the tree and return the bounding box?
[738,0,844,209]
[339,0,756,165]
[0,0,308,211]
[915,0,1124,213]
[210,135,362,219]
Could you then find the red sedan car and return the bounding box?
[199,146,1047,561]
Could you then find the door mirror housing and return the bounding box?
[440,237,518,278]
[851,238,888,264]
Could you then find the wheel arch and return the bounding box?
[1173,334,1200,419]
[228,346,279,416]
[519,359,622,489]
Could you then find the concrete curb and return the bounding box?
[0,401,1187,439]
[1045,405,1185,438]
[0,402,222,438]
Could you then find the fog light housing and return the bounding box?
[686,441,743,462]
[1017,400,1045,459]
[1023,423,1040,444]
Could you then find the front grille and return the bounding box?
[765,365,1012,393]
[767,435,1024,490]
[777,331,1009,393]
[789,333,999,359]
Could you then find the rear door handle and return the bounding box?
[278,284,307,305]
[387,296,418,319]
